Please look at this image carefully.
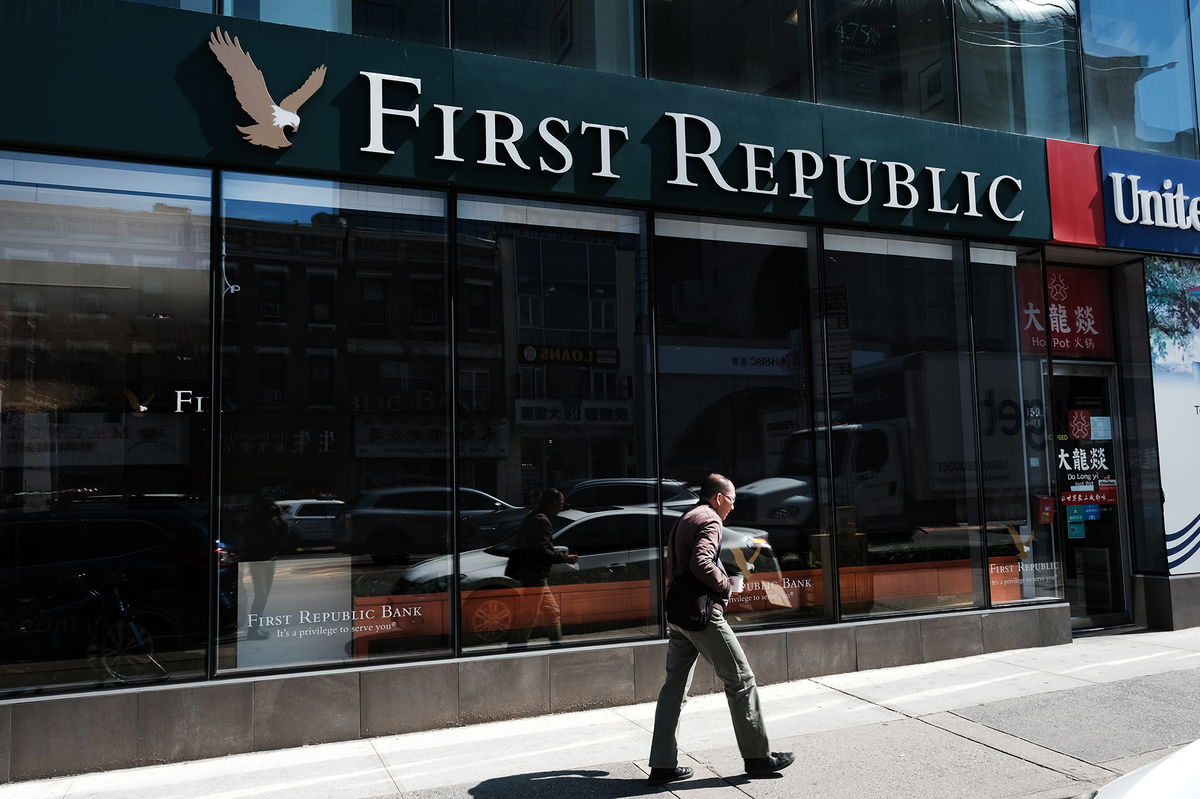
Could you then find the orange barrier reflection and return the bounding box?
[350,557,1024,655]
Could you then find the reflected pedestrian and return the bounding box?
[504,488,577,647]
[647,473,794,785]
[243,495,287,641]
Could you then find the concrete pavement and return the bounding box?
[7,626,1200,799]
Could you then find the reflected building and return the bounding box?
[1,194,211,505]
[1084,52,1197,157]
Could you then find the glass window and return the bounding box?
[225,0,446,45]
[591,368,618,398]
[590,298,615,331]
[955,1,1084,140]
[466,284,493,330]
[360,277,387,323]
[380,360,407,394]
[646,0,811,99]
[297,502,339,517]
[655,215,827,625]
[453,0,639,75]
[1081,0,1197,157]
[412,279,442,325]
[555,515,628,552]
[814,0,957,121]
[566,484,608,508]
[518,294,543,328]
[823,230,984,617]
[0,151,213,696]
[310,275,334,323]
[259,274,285,321]
[259,353,288,404]
[217,174,450,671]
[519,365,545,397]
[459,365,490,412]
[970,245,1061,605]
[606,484,657,505]
[452,195,654,651]
[374,489,450,510]
[310,354,335,405]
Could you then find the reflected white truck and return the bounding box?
[733,352,1046,547]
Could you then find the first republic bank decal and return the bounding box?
[207,28,1026,223]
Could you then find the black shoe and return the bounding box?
[744,752,795,776]
[647,766,693,785]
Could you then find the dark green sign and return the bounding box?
[0,0,1050,240]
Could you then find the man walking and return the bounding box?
[647,473,794,785]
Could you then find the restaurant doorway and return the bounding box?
[1051,363,1132,628]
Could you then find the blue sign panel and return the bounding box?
[1101,147,1200,255]
[1083,504,1102,521]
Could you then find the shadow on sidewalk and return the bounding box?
[465,768,732,797]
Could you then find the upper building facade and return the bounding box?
[3,0,1200,784]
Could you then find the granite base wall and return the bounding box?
[0,603,1071,784]
[1134,573,1200,630]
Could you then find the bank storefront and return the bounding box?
[2,0,1199,782]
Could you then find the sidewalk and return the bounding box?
[8,626,1200,799]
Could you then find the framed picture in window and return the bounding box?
[919,61,944,112]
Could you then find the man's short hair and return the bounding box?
[699,473,732,500]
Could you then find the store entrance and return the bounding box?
[1051,364,1131,628]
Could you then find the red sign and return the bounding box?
[1017,266,1113,358]
[1061,491,1116,506]
[1098,479,1118,503]
[1036,496,1055,524]
[1046,140,1105,247]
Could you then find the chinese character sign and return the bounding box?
[1057,408,1116,507]
[1017,266,1113,358]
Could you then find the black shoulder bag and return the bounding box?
[664,519,721,632]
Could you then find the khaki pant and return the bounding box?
[509,578,562,644]
[648,605,771,768]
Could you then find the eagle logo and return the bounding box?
[208,27,327,149]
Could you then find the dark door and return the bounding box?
[1051,365,1130,628]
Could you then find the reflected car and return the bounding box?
[335,486,515,563]
[1075,738,1200,797]
[559,478,698,511]
[400,507,781,644]
[275,499,343,553]
[0,494,236,686]
[866,523,1027,561]
[462,478,699,549]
